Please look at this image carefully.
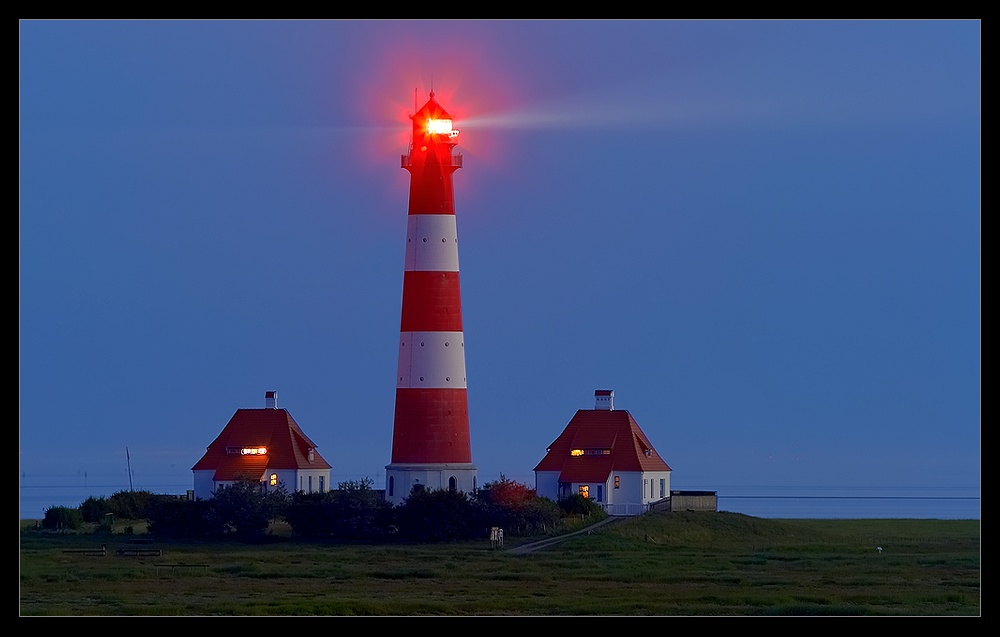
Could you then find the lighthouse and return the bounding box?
[385,91,477,505]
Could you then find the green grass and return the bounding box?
[19,511,980,616]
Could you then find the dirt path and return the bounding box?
[506,516,623,555]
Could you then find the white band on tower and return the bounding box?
[404,214,460,272]
[397,331,467,388]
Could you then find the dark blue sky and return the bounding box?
[20,20,980,505]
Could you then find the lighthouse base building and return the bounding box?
[385,463,478,504]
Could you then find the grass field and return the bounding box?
[19,511,980,616]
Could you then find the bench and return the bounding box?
[115,548,162,557]
[154,563,209,575]
[62,546,107,557]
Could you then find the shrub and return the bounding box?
[207,480,288,540]
[474,476,561,537]
[393,487,481,542]
[108,490,157,519]
[478,474,537,509]
[285,479,393,541]
[558,494,606,517]
[42,506,83,530]
[147,498,212,538]
[79,496,111,524]
[284,491,335,538]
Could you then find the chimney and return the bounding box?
[595,389,614,410]
[265,390,278,409]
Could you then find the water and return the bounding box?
[20,481,980,521]
[710,485,980,520]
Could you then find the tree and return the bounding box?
[108,490,156,519]
[147,498,213,538]
[206,480,288,540]
[393,486,481,542]
[42,506,83,530]
[478,474,537,509]
[285,478,395,541]
[328,478,393,541]
[475,476,561,537]
[558,493,606,518]
[79,496,111,524]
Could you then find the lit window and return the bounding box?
[571,449,584,456]
[426,118,459,138]
[269,474,277,487]
[579,485,590,499]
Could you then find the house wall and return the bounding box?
[612,471,645,505]
[194,468,331,500]
[291,469,331,495]
[534,471,561,501]
[535,470,672,512]
[640,472,671,503]
[564,478,612,503]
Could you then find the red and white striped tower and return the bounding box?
[385,91,477,504]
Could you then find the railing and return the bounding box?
[401,151,463,169]
[601,503,650,517]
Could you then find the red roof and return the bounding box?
[533,409,671,483]
[191,408,331,481]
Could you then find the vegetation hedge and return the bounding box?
[46,476,603,543]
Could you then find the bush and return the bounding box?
[474,476,561,537]
[206,480,288,540]
[393,486,481,542]
[108,490,157,519]
[558,494,606,518]
[79,496,111,524]
[285,479,393,541]
[42,506,83,530]
[284,491,335,538]
[147,498,213,538]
